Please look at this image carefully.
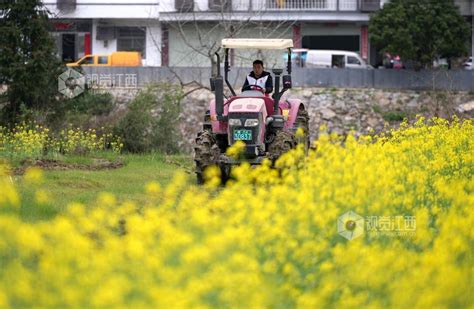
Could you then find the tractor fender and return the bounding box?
[280,98,304,129]
[209,99,230,134]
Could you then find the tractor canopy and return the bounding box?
[212,38,294,120]
[221,38,294,50]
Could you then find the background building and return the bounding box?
[44,0,161,66]
[44,0,473,67]
[160,0,381,66]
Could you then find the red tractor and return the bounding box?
[194,39,310,183]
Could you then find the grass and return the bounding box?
[372,104,382,113]
[14,152,193,221]
[383,110,407,122]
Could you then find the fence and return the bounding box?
[81,67,474,91]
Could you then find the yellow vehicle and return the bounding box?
[66,52,142,67]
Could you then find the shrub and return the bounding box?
[69,91,114,116]
[383,110,407,122]
[115,83,183,153]
[0,122,122,162]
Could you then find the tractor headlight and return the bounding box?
[244,119,259,127]
[229,119,242,126]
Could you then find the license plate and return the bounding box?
[233,129,252,141]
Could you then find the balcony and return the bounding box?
[161,0,376,22]
[265,0,359,11]
[168,0,380,12]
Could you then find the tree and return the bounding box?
[0,0,62,124]
[160,1,295,69]
[369,0,471,69]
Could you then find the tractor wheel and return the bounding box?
[194,130,220,184]
[267,130,297,162]
[293,106,310,150]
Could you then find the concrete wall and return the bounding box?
[82,67,474,91]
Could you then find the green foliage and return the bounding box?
[372,104,382,113]
[383,111,407,122]
[0,0,62,124]
[68,92,114,116]
[369,0,471,69]
[115,83,183,153]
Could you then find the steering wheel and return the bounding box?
[242,85,265,94]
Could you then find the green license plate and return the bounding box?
[233,129,252,141]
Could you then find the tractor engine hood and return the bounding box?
[227,98,267,158]
[228,97,266,114]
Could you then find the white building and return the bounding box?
[160,0,380,67]
[44,0,473,67]
[44,0,162,66]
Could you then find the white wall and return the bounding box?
[168,23,292,67]
[90,19,161,66]
[44,0,159,19]
[145,24,162,66]
[92,20,117,55]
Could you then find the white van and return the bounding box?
[304,50,371,69]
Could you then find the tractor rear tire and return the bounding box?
[267,130,297,162]
[293,106,310,150]
[194,130,220,184]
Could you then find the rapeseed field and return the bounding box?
[0,117,472,308]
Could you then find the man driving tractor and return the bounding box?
[242,60,273,95]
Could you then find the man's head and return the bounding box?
[253,60,264,77]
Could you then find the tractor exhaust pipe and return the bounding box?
[215,76,224,120]
[272,69,283,116]
[213,51,225,121]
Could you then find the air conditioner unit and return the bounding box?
[360,0,380,12]
[57,0,76,11]
[175,0,194,12]
[96,27,116,41]
[209,0,232,11]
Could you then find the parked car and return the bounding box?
[463,57,472,70]
[288,48,308,68]
[304,50,372,69]
[66,52,142,67]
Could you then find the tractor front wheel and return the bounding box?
[194,130,220,184]
[293,106,310,150]
[267,130,297,162]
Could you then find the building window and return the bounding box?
[98,56,108,64]
[117,27,146,59]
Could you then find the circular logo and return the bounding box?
[58,68,85,98]
[338,211,364,240]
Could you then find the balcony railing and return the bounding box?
[265,0,359,11]
[170,0,381,12]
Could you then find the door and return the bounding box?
[61,33,76,63]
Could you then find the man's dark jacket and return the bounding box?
[242,71,273,94]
